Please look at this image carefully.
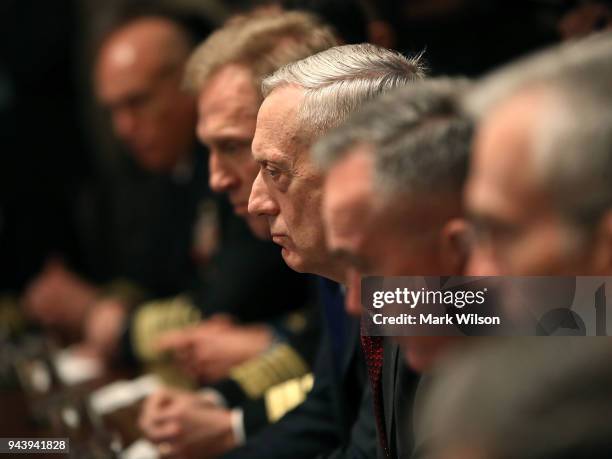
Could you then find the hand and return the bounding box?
[156,317,274,384]
[139,388,236,459]
[23,259,100,336]
[155,315,234,356]
[81,298,127,362]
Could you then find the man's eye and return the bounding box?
[264,166,281,179]
[220,141,244,154]
[353,258,372,275]
[470,221,489,242]
[125,92,152,110]
[478,222,519,246]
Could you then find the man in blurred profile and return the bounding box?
[313,79,473,457]
[417,337,612,459]
[24,12,212,339]
[95,15,198,173]
[464,32,612,277]
[411,33,612,459]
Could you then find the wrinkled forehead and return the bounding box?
[252,86,308,164]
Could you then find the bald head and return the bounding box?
[97,17,192,82]
[95,17,197,172]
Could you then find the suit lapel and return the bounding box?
[342,317,360,373]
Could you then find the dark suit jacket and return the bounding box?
[75,147,212,298]
[378,340,420,459]
[222,280,377,459]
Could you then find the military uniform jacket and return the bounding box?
[222,279,378,459]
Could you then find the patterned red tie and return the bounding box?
[361,321,389,457]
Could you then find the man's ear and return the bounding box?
[439,218,471,275]
[591,210,612,274]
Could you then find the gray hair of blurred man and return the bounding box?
[262,43,427,143]
[417,338,612,459]
[313,78,473,202]
[464,31,612,232]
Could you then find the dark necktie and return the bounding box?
[361,320,389,457]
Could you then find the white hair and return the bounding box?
[262,43,426,142]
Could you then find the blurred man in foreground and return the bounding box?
[464,32,612,277]
[24,12,211,340]
[414,32,612,459]
[313,79,473,457]
[418,338,612,459]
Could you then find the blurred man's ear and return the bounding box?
[591,210,612,275]
[439,218,470,275]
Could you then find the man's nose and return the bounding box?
[209,153,238,193]
[248,170,279,217]
[113,109,137,141]
[465,244,501,276]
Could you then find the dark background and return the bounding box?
[1,0,602,294]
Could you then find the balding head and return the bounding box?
[98,17,192,80]
[95,17,197,173]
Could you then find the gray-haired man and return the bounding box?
[228,44,425,459]
[414,33,612,459]
[464,32,612,277]
[249,43,425,283]
[314,78,474,458]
